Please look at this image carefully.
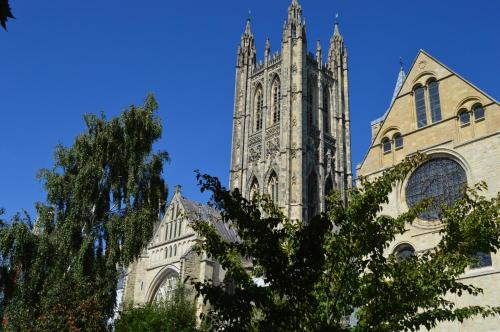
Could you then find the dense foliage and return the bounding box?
[0,0,14,30]
[116,284,198,332]
[191,154,500,331]
[0,94,168,331]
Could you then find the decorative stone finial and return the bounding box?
[174,185,182,194]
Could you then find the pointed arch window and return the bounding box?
[323,86,330,134]
[428,80,442,123]
[268,172,279,203]
[255,89,264,131]
[153,274,178,302]
[249,178,260,200]
[414,86,427,128]
[272,79,281,123]
[324,176,334,211]
[307,78,314,128]
[307,171,318,220]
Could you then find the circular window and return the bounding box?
[405,158,466,221]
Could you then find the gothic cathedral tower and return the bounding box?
[229,0,352,221]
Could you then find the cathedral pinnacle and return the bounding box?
[390,58,407,104]
[316,40,322,64]
[287,0,302,24]
[245,14,252,35]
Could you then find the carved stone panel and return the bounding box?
[266,137,280,158]
[248,144,262,163]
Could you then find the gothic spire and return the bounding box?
[328,14,345,65]
[333,13,341,36]
[287,0,302,24]
[390,59,407,104]
[237,13,256,67]
[316,40,322,64]
[244,13,252,36]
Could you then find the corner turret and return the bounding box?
[237,16,256,68]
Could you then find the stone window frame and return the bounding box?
[381,137,392,154]
[472,103,485,122]
[270,75,282,124]
[393,132,404,150]
[412,77,443,129]
[413,84,428,128]
[393,242,416,261]
[397,150,473,229]
[254,85,264,132]
[458,108,471,127]
[267,170,279,203]
[426,78,442,123]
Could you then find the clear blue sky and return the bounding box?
[1,0,499,219]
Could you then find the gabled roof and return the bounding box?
[177,194,240,244]
[357,49,499,174]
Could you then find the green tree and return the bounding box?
[191,154,500,331]
[0,0,14,30]
[116,284,198,332]
[0,94,168,331]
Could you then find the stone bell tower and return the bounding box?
[229,0,352,221]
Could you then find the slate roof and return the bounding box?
[179,196,240,244]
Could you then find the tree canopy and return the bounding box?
[116,284,199,332]
[0,94,168,330]
[191,154,500,331]
[0,0,14,30]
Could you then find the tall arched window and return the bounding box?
[307,78,314,128]
[414,86,427,128]
[255,89,263,131]
[249,178,260,200]
[307,171,318,220]
[428,80,442,123]
[153,274,179,302]
[323,86,330,134]
[382,137,391,153]
[169,221,173,239]
[324,176,333,211]
[272,78,281,123]
[268,172,278,203]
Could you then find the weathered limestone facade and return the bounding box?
[229,0,352,221]
[357,50,500,331]
[122,186,237,315]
